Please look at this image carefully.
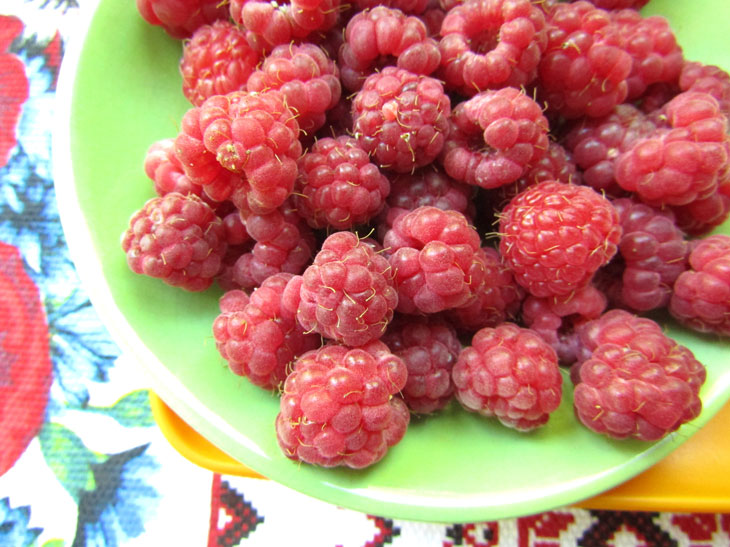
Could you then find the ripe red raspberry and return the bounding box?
[275,340,409,468]
[440,87,550,189]
[383,206,487,314]
[136,0,227,39]
[212,276,321,389]
[121,192,227,291]
[381,315,461,413]
[670,234,730,337]
[572,309,706,441]
[679,61,730,119]
[246,43,341,134]
[669,178,730,236]
[295,136,390,229]
[292,231,398,346]
[521,284,607,365]
[498,181,622,298]
[537,1,632,119]
[179,20,261,107]
[452,322,563,431]
[338,6,441,91]
[584,0,649,9]
[144,138,207,199]
[351,67,451,173]
[438,0,548,96]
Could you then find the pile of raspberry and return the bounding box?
[123,0,730,469]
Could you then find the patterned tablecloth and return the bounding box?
[1,1,730,545]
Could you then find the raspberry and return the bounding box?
[354,0,429,14]
[440,87,550,189]
[381,315,461,413]
[452,322,563,431]
[144,138,207,199]
[521,284,607,365]
[679,61,730,118]
[670,234,730,337]
[295,136,390,229]
[669,178,730,236]
[498,181,622,298]
[121,192,227,291]
[572,309,706,441]
[136,0,227,39]
[597,197,689,312]
[383,206,487,314]
[338,6,441,91]
[537,1,632,119]
[246,43,341,134]
[584,0,650,9]
[437,0,548,96]
[212,275,321,389]
[351,67,451,173]
[275,340,409,468]
[293,231,398,346]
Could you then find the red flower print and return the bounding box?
[0,15,29,169]
[0,241,53,476]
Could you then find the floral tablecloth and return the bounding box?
[1,0,730,545]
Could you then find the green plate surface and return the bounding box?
[54,0,730,523]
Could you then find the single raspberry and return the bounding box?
[212,275,321,389]
[295,136,390,229]
[498,181,622,298]
[144,138,207,199]
[572,309,706,441]
[537,1,632,119]
[338,6,441,91]
[452,322,563,431]
[615,91,730,207]
[136,0,227,39]
[121,192,227,291]
[275,340,409,468]
[437,0,548,96]
[381,315,461,413]
[679,61,730,118]
[351,67,451,173]
[670,234,730,337]
[246,43,341,134]
[180,20,261,107]
[521,284,607,365]
[440,87,550,189]
[583,0,650,9]
[383,206,487,314]
[292,231,398,346]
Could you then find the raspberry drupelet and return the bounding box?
[679,61,730,118]
[295,136,390,230]
[670,234,730,337]
[440,87,550,190]
[275,340,409,468]
[452,322,563,431]
[383,206,487,314]
[585,0,649,9]
[212,275,321,389]
[498,181,622,298]
[144,138,207,199]
[136,0,227,39]
[381,315,462,413]
[351,67,451,173]
[121,192,227,291]
[437,0,548,96]
[572,309,706,441]
[291,231,399,347]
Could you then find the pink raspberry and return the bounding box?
[292,231,398,346]
[275,340,409,468]
[669,178,730,236]
[351,67,451,173]
[679,61,730,119]
[338,6,441,91]
[246,43,341,134]
[212,275,321,389]
[136,0,227,39]
[383,206,486,314]
[121,192,227,291]
[670,234,730,337]
[498,181,622,298]
[353,0,429,14]
[572,309,706,441]
[295,136,390,229]
[180,20,261,107]
[438,0,548,96]
[537,1,632,119]
[381,315,461,413]
[440,87,550,189]
[144,138,207,199]
[452,322,563,431]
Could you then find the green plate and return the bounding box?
[54,0,730,523]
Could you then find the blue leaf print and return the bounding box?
[0,498,42,547]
